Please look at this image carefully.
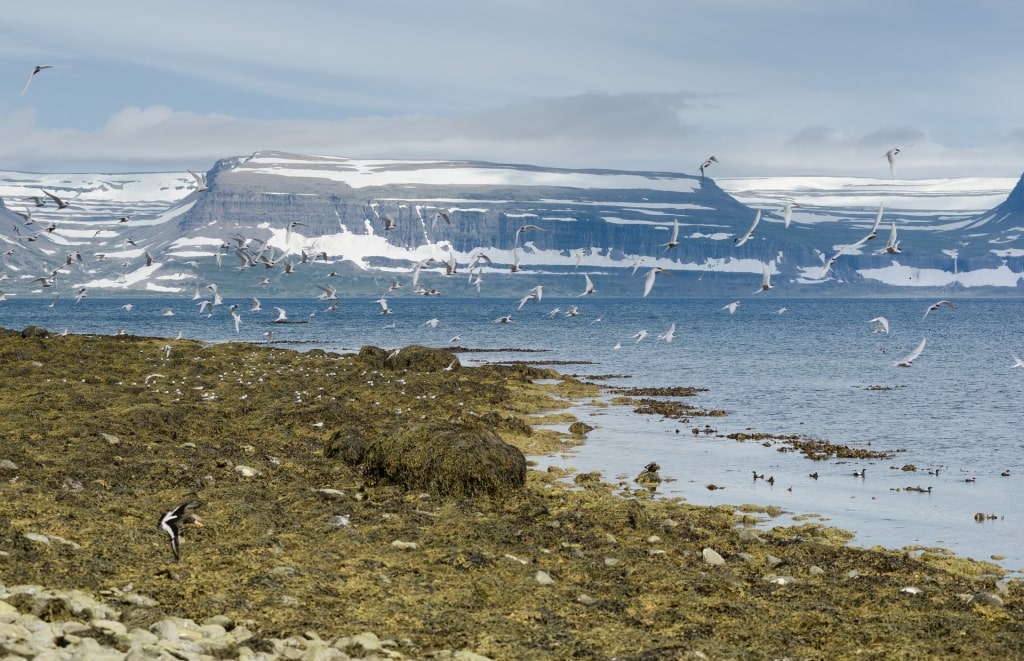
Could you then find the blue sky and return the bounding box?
[2,0,1023,178]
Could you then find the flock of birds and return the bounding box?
[11,65,1012,562]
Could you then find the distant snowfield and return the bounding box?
[242,152,702,193]
[719,176,1017,214]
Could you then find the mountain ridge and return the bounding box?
[1,151,1022,300]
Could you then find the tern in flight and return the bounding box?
[923,300,956,319]
[877,222,902,254]
[863,203,885,241]
[895,337,927,367]
[188,169,208,191]
[754,263,774,293]
[21,65,64,95]
[734,210,761,247]
[579,274,596,296]
[643,267,671,298]
[699,155,718,180]
[780,201,799,229]
[514,224,545,247]
[660,219,680,250]
[885,147,903,178]
[657,322,676,343]
[869,316,890,334]
[722,301,740,315]
[41,189,76,210]
[1012,354,1024,369]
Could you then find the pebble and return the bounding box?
[534,570,554,585]
[234,465,260,477]
[701,548,725,566]
[391,540,419,550]
[0,581,488,659]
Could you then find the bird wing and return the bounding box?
[643,268,658,297]
[735,210,761,246]
[897,337,927,365]
[866,203,884,239]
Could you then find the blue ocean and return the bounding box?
[4,294,1022,573]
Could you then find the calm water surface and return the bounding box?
[4,295,1022,572]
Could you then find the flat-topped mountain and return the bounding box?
[0,152,1022,299]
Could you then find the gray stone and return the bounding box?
[701,548,725,566]
[91,618,128,637]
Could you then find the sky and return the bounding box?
[2,1,1024,179]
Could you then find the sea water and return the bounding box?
[3,294,1022,572]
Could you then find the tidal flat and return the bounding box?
[0,330,1020,660]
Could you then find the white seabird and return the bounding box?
[923,300,956,319]
[643,267,671,298]
[734,210,761,247]
[895,337,927,367]
[869,316,890,334]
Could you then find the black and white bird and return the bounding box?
[895,337,927,367]
[734,210,761,247]
[754,263,774,293]
[885,147,905,178]
[188,169,208,192]
[41,189,76,210]
[643,267,671,298]
[923,300,956,319]
[699,155,718,180]
[660,219,681,251]
[21,65,60,96]
[158,500,202,561]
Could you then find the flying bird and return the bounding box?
[41,189,76,210]
[660,219,681,251]
[158,499,202,561]
[877,222,902,254]
[273,307,289,322]
[518,285,543,310]
[895,337,927,367]
[869,316,890,334]
[780,202,799,229]
[863,203,884,241]
[1012,354,1024,369]
[514,224,546,246]
[923,300,956,319]
[643,267,671,298]
[21,65,60,96]
[734,210,761,247]
[699,155,718,180]
[754,263,774,293]
[579,274,596,296]
[885,147,902,178]
[657,322,676,343]
[188,169,209,191]
[722,301,740,315]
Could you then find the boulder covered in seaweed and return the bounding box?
[353,422,527,497]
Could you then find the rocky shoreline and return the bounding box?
[0,330,1021,659]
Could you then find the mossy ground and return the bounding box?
[0,332,1021,659]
